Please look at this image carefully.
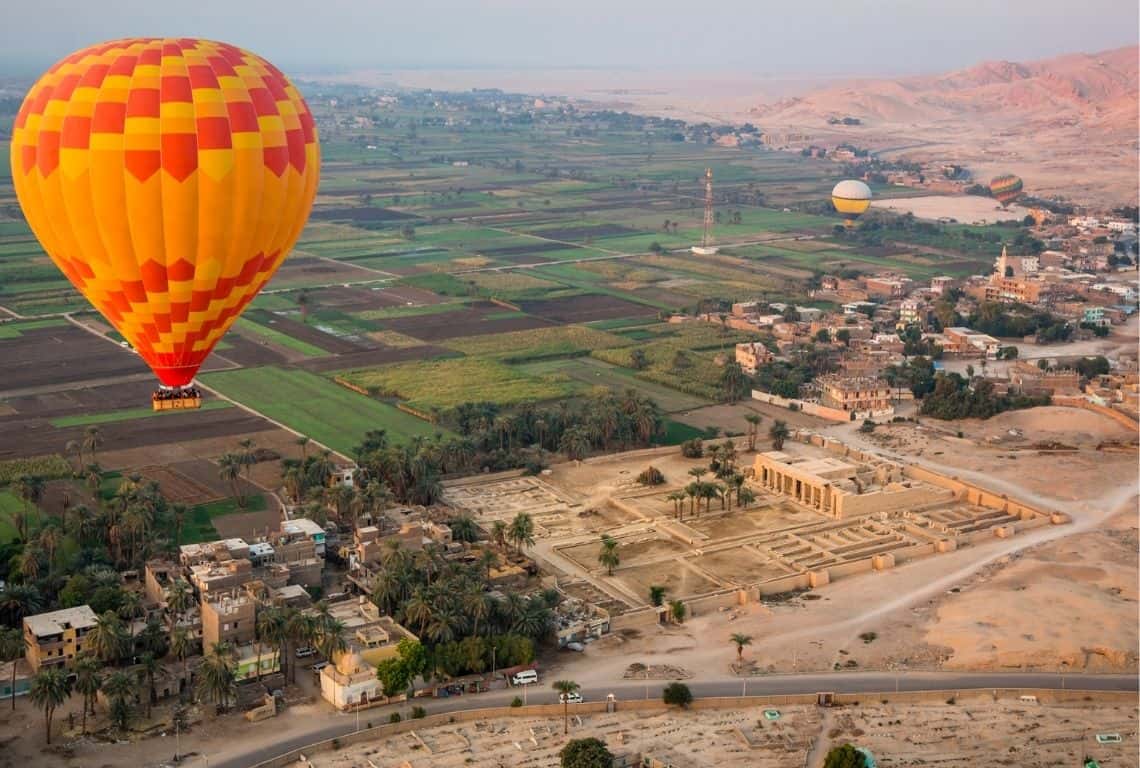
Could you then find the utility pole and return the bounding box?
[701,168,714,249]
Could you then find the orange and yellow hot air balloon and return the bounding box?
[10,38,319,407]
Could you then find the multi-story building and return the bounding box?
[734,342,773,374]
[983,276,1046,304]
[281,518,327,557]
[865,278,907,299]
[941,327,1002,358]
[930,276,955,295]
[23,606,98,671]
[201,592,256,649]
[817,375,894,415]
[897,299,928,329]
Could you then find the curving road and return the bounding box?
[212,672,1138,768]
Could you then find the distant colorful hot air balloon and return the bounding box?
[831,179,872,227]
[10,38,320,408]
[989,174,1024,207]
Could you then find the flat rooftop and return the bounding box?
[24,605,98,637]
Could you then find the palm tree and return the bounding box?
[666,490,685,519]
[314,617,348,665]
[744,414,762,452]
[648,586,667,607]
[559,425,591,461]
[737,488,757,508]
[478,548,499,581]
[137,652,159,718]
[508,512,535,555]
[165,578,194,630]
[217,453,244,507]
[463,586,493,638]
[73,655,102,733]
[0,628,23,711]
[769,420,790,451]
[13,475,44,541]
[669,599,686,624]
[597,535,620,576]
[65,439,83,474]
[255,607,284,682]
[730,633,753,663]
[170,503,188,547]
[448,513,479,546]
[101,670,134,731]
[88,611,128,665]
[196,643,238,713]
[296,435,310,460]
[168,625,196,699]
[552,680,580,734]
[83,425,104,467]
[490,520,508,551]
[17,545,42,581]
[284,611,315,685]
[29,666,70,744]
[0,584,42,626]
[403,591,433,636]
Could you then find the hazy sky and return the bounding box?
[1,0,1136,78]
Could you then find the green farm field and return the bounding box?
[339,357,579,412]
[200,366,444,454]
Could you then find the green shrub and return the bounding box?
[411,706,426,719]
[662,682,693,708]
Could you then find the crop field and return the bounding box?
[200,366,443,454]
[338,357,579,411]
[0,83,1021,472]
[519,357,710,413]
[441,325,630,361]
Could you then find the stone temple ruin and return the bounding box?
[442,431,1067,634]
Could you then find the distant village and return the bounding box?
[694,214,1139,425]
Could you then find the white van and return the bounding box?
[512,670,538,686]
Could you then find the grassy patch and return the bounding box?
[0,317,69,338]
[199,367,443,454]
[340,358,579,411]
[183,493,268,544]
[232,318,329,357]
[50,400,232,428]
[662,420,708,445]
[0,490,39,542]
[442,325,630,362]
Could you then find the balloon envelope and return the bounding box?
[831,179,872,224]
[989,174,1023,207]
[10,38,320,387]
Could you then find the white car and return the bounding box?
[295,647,317,658]
[559,691,583,704]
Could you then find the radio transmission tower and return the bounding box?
[692,167,718,255]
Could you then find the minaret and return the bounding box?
[995,245,1009,277]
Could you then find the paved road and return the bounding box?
[211,672,1138,768]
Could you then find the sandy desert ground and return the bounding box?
[871,195,1031,223]
[308,699,1139,768]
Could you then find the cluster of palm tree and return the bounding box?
[450,390,664,461]
[665,442,757,521]
[366,535,553,680]
[254,602,347,685]
[216,438,260,508]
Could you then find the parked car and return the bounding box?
[559,691,583,704]
[295,647,317,658]
[311,661,329,674]
[511,670,538,686]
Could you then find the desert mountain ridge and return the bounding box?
[752,46,1138,206]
